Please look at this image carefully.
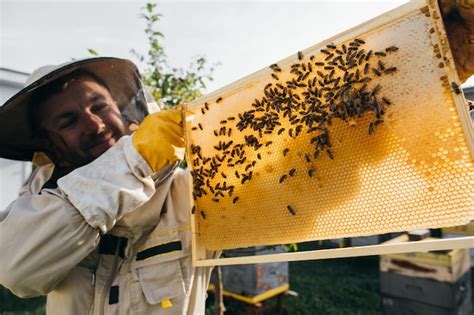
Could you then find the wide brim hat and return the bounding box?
[0,57,147,162]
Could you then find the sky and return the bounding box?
[3,0,474,92]
[0,0,423,93]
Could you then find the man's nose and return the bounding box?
[82,113,105,134]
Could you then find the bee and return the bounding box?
[270,63,281,72]
[342,44,347,53]
[200,210,206,219]
[374,119,384,126]
[324,53,334,61]
[384,67,397,74]
[228,128,232,137]
[257,153,262,160]
[354,38,366,44]
[191,205,196,214]
[368,122,375,135]
[235,171,240,179]
[220,120,227,124]
[327,43,336,49]
[233,197,239,204]
[308,168,315,177]
[385,45,399,52]
[201,108,205,115]
[382,97,391,105]
[278,128,285,135]
[283,148,290,156]
[289,168,296,177]
[271,73,280,80]
[372,68,381,76]
[265,83,272,89]
[365,50,373,61]
[279,174,287,184]
[451,82,461,94]
[228,116,235,121]
[192,127,198,131]
[364,63,370,74]
[326,149,334,160]
[287,205,296,215]
[315,62,325,66]
[305,153,311,163]
[310,55,315,61]
[298,51,304,60]
[204,102,209,110]
[321,49,330,55]
[216,97,223,103]
[374,51,386,57]
[198,123,203,130]
[378,60,385,71]
[221,172,227,179]
[265,141,273,147]
[372,84,381,95]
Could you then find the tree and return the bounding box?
[130,3,218,109]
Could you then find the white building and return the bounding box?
[0,68,31,210]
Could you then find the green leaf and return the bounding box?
[87,48,99,56]
[146,3,154,13]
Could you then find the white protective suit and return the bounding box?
[0,135,214,314]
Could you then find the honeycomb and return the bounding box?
[184,1,474,251]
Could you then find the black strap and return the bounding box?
[108,286,119,305]
[136,240,182,261]
[99,235,128,259]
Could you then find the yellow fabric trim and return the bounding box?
[148,224,190,239]
[208,284,289,305]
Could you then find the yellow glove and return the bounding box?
[441,0,474,81]
[132,109,185,172]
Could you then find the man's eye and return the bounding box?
[59,118,76,130]
[92,103,109,113]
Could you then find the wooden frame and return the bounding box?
[194,236,474,267]
[187,0,474,267]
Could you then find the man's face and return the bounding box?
[39,76,127,167]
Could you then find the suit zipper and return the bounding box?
[98,238,122,315]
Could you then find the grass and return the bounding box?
[283,255,380,314]
[206,242,381,314]
[3,241,472,314]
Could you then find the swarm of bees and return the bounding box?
[190,39,398,217]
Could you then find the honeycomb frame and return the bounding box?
[184,0,474,263]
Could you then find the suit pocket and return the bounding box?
[136,260,186,305]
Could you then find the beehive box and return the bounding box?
[210,247,289,301]
[380,235,471,283]
[184,0,474,253]
[380,272,472,315]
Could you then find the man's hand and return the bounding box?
[132,109,185,172]
[441,0,474,81]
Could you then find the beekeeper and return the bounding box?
[0,57,215,314]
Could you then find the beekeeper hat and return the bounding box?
[0,57,151,162]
